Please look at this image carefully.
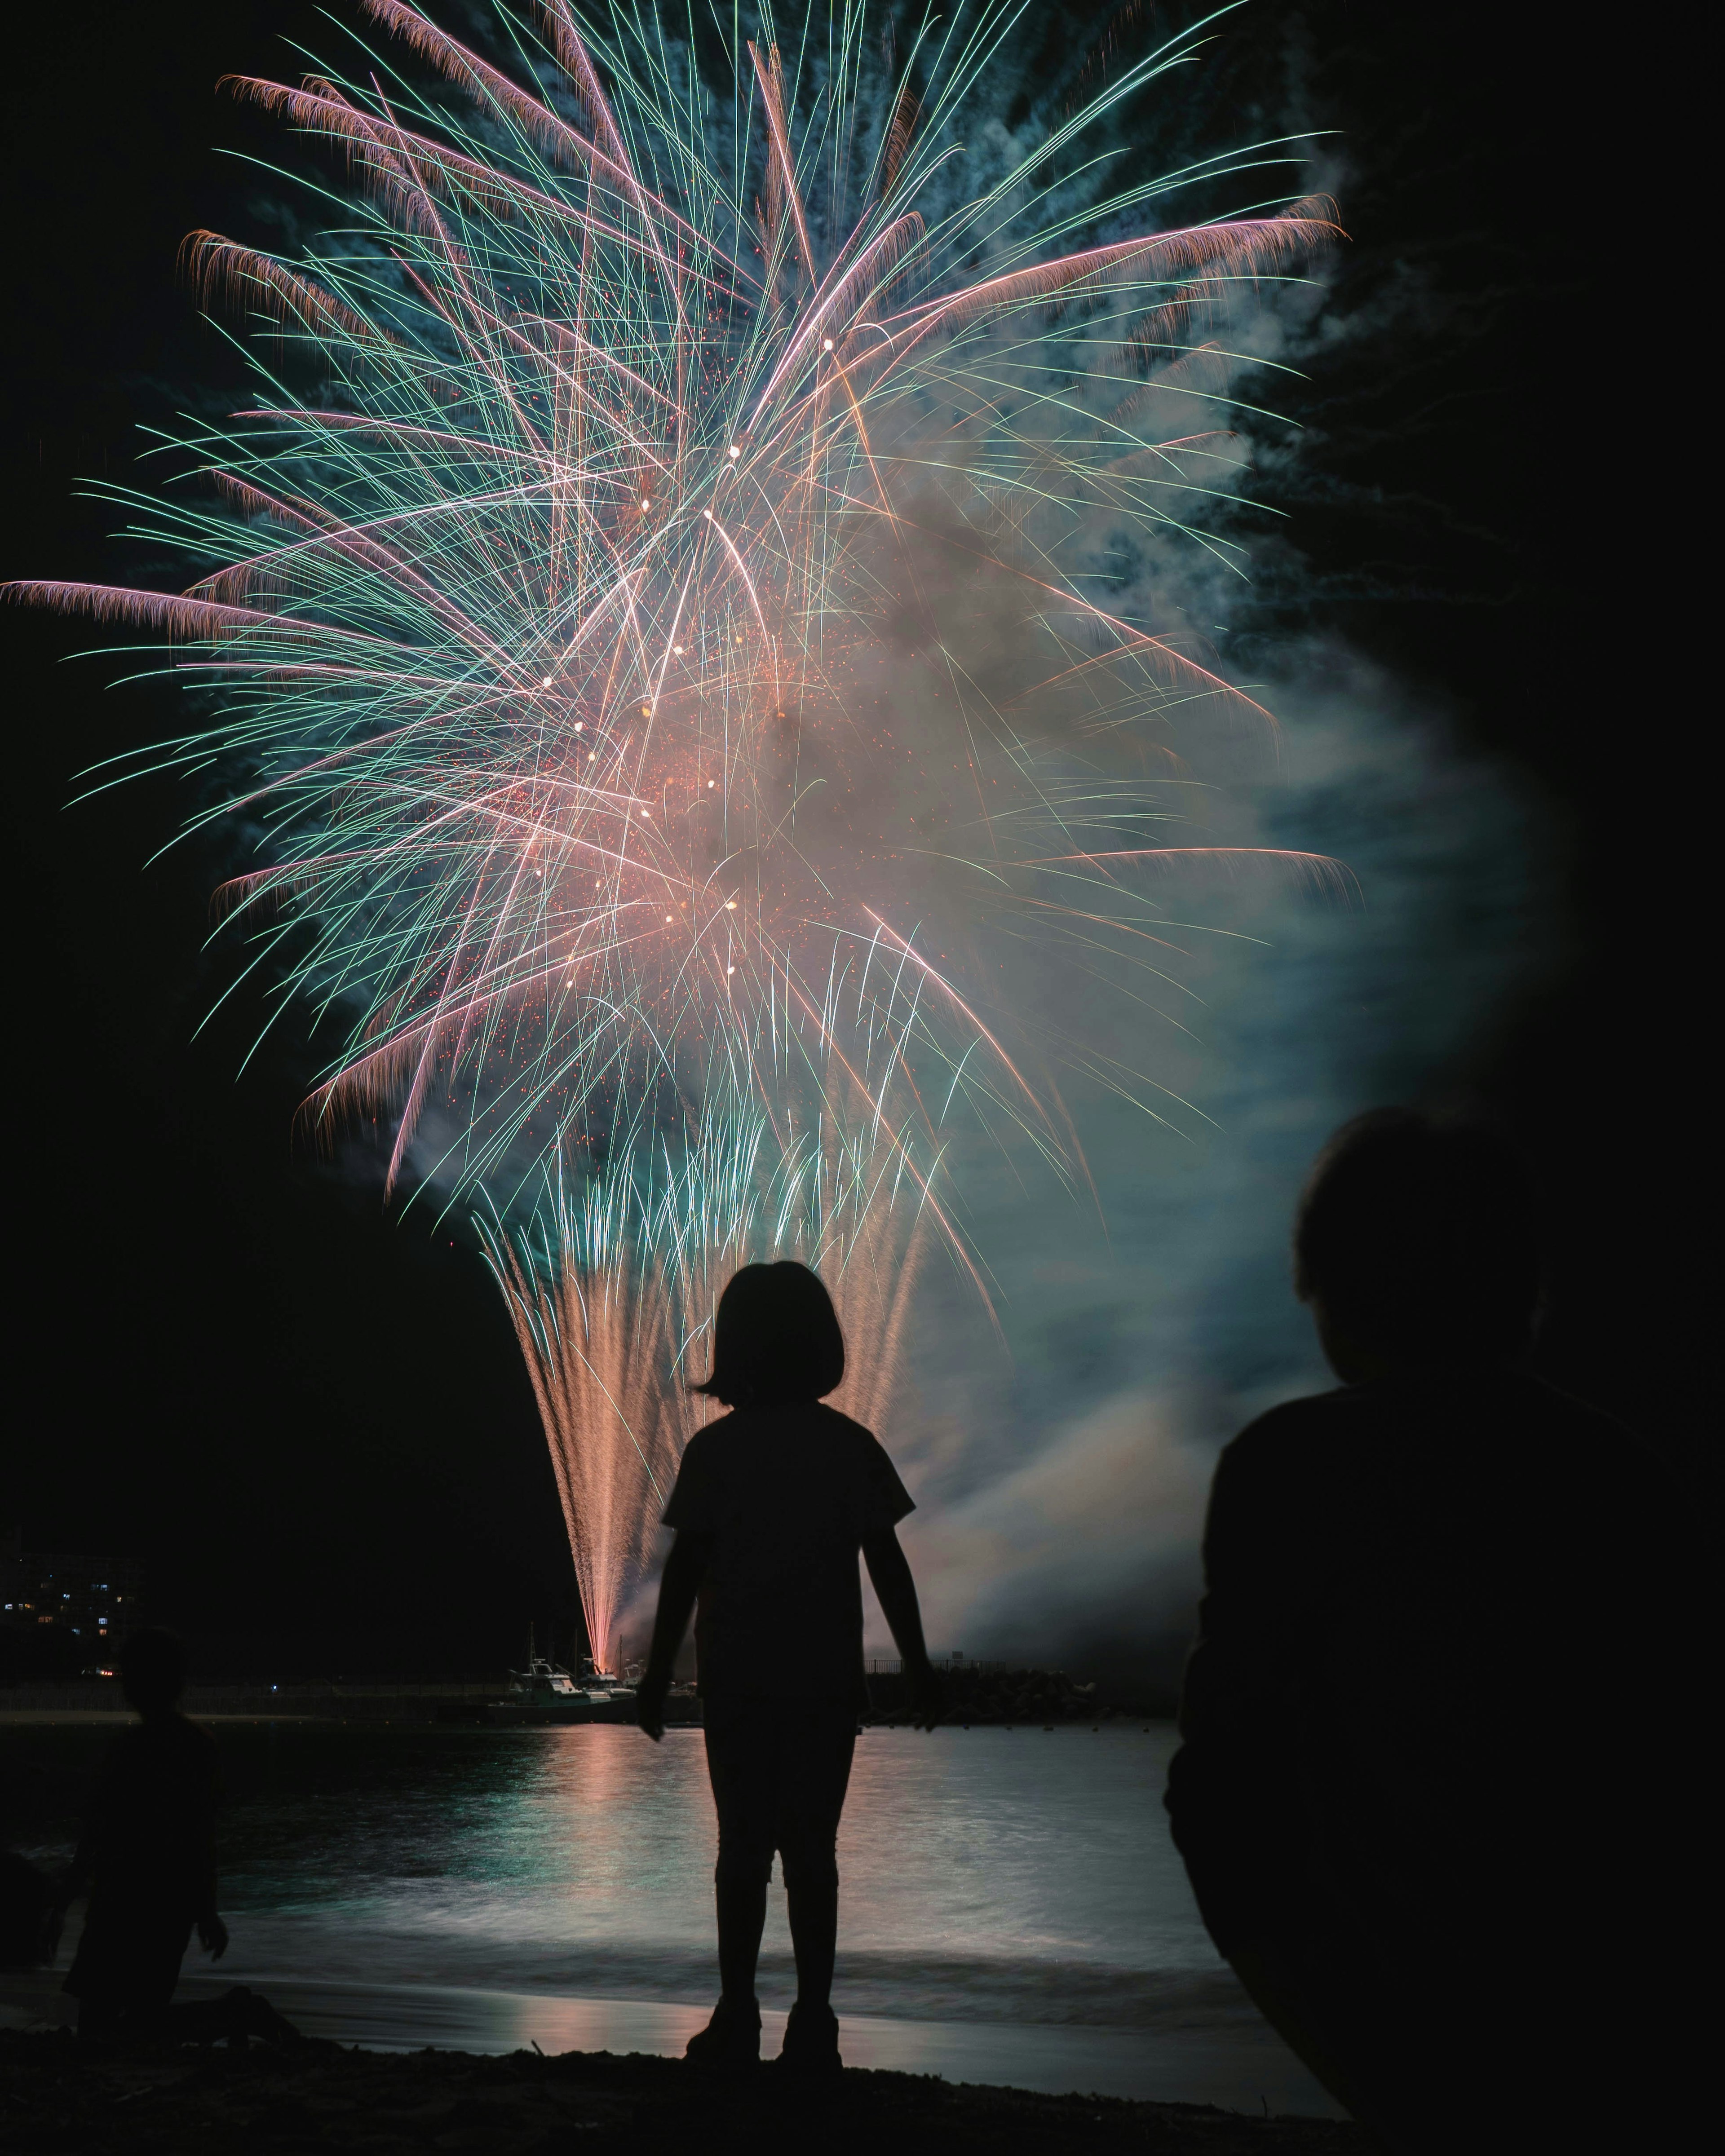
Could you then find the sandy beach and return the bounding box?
[0,2028,1368,2153]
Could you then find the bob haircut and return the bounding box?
[692,1260,845,1408]
[1294,1107,1540,1360]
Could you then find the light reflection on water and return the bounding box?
[217,1723,1216,1998]
[10,1720,1340,2113]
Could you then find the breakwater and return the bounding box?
[865,1666,1123,1726]
[0,1668,1131,1727]
[0,1682,540,1726]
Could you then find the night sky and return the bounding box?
[2,3,1691,1686]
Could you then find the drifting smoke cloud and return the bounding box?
[621,294,1539,1685]
[908,1388,1214,1669]
[508,22,1547,1686]
[874,646,1546,1694]
[743,160,1546,1691]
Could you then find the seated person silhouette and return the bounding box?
[2,1757,66,1971]
[637,1260,942,2074]
[1164,1109,1690,2152]
[59,1627,294,2046]
[0,1849,61,1971]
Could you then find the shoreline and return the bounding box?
[2,1963,1346,2117]
[0,2028,1367,2152]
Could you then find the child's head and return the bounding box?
[1294,1107,1540,1368]
[120,1626,187,1716]
[694,1260,845,1408]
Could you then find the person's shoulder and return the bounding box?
[811,1403,904,1471]
[1515,1373,1636,1445]
[679,1413,735,1460]
[669,1415,735,1502]
[157,1711,218,1754]
[1410,1370,1654,1483]
[813,1401,876,1445]
[1228,1370,1659,1482]
[117,1713,217,1765]
[730,1400,875,1444]
[1209,1387,1380,1512]
[1512,1375,1678,1507]
[1223,1386,1358,1464]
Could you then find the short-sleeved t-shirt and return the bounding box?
[661,1401,914,1710]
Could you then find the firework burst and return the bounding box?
[8,0,1339,1657]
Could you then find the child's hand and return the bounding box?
[636,1674,668,1742]
[907,1661,945,1732]
[37,1902,65,1969]
[198,1915,229,1960]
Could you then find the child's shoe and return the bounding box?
[684,1994,761,2072]
[777,2000,842,2077]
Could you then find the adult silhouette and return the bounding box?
[1165,1109,1694,2151]
[637,1260,941,2074]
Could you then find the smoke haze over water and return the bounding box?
[880,650,1548,1691]
[562,71,1551,1688]
[602,618,1549,1685]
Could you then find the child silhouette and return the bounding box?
[637,1260,941,2075]
[59,1627,294,2046]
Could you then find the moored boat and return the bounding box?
[485,1629,683,1724]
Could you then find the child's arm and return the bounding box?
[637,1529,715,1740]
[191,1726,227,1957]
[195,1828,227,1959]
[862,1526,943,1729]
[55,1836,93,1913]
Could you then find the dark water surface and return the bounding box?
[3,1719,1339,2114]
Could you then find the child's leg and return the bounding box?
[784,1867,839,2008]
[67,1904,187,2045]
[703,1710,775,2007]
[776,1713,857,2012]
[714,1868,770,2005]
